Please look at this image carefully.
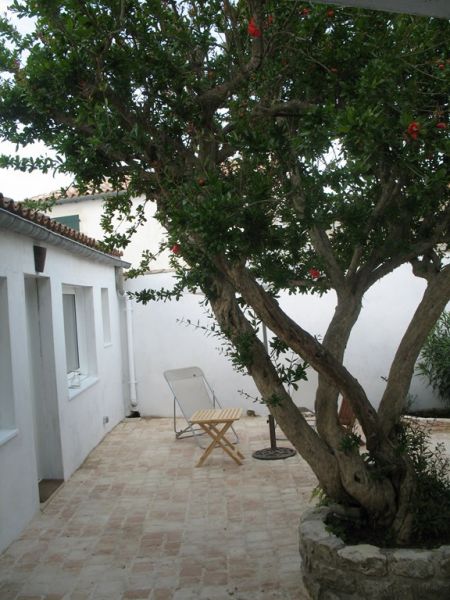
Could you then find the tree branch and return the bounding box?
[347,174,402,277]
[208,269,351,501]
[196,2,265,112]
[252,99,316,117]
[354,196,449,293]
[378,264,450,435]
[410,252,442,282]
[310,226,346,290]
[221,260,383,449]
[223,0,245,61]
[210,261,398,518]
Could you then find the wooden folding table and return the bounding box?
[189,408,244,467]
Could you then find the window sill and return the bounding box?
[68,376,99,400]
[0,429,19,447]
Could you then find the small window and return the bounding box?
[54,214,80,231]
[62,285,96,389]
[0,278,16,436]
[101,288,112,345]
[63,292,80,372]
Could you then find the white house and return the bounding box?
[0,194,131,554]
[36,183,170,270]
[40,187,444,418]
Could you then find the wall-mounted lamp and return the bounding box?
[33,245,47,273]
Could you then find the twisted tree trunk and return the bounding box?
[208,263,400,528]
[205,256,450,543]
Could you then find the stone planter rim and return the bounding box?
[299,505,450,600]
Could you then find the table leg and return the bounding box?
[196,422,243,467]
[209,423,244,459]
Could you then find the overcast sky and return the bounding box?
[0,1,73,201]
[0,141,74,202]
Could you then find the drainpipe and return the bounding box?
[115,268,138,412]
[125,295,138,410]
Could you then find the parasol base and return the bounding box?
[252,447,297,461]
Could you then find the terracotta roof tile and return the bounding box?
[29,179,128,202]
[0,193,123,258]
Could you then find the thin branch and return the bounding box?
[223,0,245,60]
[358,199,450,291]
[347,174,401,277]
[310,226,346,290]
[252,99,316,117]
[196,1,265,112]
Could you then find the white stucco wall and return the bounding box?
[0,228,127,553]
[126,264,443,417]
[47,252,127,479]
[280,264,433,411]
[0,242,40,557]
[125,272,261,417]
[49,194,446,416]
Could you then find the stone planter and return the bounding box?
[299,507,450,600]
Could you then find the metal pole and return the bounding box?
[269,415,277,450]
[252,322,296,461]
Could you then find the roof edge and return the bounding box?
[0,197,130,269]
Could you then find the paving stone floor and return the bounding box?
[0,417,318,600]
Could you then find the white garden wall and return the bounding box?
[49,194,446,415]
[126,264,442,417]
[125,272,261,417]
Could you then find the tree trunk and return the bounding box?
[315,287,364,447]
[222,261,381,449]
[207,265,400,523]
[202,256,450,544]
[207,271,347,500]
[378,265,450,436]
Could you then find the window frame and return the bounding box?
[101,287,112,346]
[62,285,90,388]
[0,277,17,445]
[54,214,80,231]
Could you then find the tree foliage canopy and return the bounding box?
[1,1,450,545]
[1,1,448,282]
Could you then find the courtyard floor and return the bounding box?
[0,417,318,600]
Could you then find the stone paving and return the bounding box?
[0,417,318,600]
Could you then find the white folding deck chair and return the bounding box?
[164,366,239,448]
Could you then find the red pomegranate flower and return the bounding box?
[301,8,311,16]
[436,122,447,130]
[171,244,181,255]
[248,18,262,38]
[308,268,321,279]
[326,9,335,17]
[407,121,420,140]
